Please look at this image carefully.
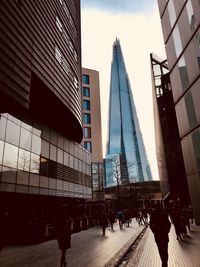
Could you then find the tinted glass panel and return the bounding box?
[0,116,7,140]
[83,87,90,97]
[84,127,91,138]
[82,74,89,84]
[4,143,18,168]
[83,113,91,124]
[0,140,4,164]
[83,100,90,110]
[178,56,189,90]
[32,134,41,155]
[185,91,197,128]
[18,149,30,172]
[30,153,40,173]
[6,120,20,146]
[20,128,32,151]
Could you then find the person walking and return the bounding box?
[108,210,115,230]
[56,217,71,267]
[149,205,171,267]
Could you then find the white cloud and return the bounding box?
[81,5,166,180]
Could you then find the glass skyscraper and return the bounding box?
[105,39,152,187]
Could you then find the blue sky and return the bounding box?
[81,0,156,14]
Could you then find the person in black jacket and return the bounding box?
[149,204,171,267]
[56,217,71,267]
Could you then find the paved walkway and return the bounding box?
[0,219,145,267]
[125,223,200,267]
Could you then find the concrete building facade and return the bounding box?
[157,0,200,224]
[82,68,104,201]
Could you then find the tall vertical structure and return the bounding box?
[0,0,92,242]
[157,0,200,224]
[151,53,190,205]
[82,68,104,201]
[105,39,152,187]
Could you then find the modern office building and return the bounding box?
[151,53,190,205]
[105,39,152,187]
[0,0,92,242]
[157,0,200,224]
[82,68,104,201]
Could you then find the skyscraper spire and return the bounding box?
[105,39,152,187]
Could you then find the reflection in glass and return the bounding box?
[168,0,176,28]
[0,116,7,140]
[57,148,63,164]
[178,56,189,90]
[21,121,32,131]
[20,128,32,150]
[172,25,182,57]
[30,153,40,174]
[186,0,196,31]
[4,143,18,168]
[64,152,68,166]
[31,134,41,155]
[50,144,57,161]
[1,166,17,183]
[18,149,30,172]
[6,120,20,146]
[0,140,4,164]
[185,91,197,129]
[193,28,200,68]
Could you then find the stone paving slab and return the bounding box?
[124,223,200,267]
[0,219,145,267]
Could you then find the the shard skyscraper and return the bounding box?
[105,39,152,187]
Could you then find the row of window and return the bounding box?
[56,16,78,62]
[55,45,79,90]
[58,0,78,38]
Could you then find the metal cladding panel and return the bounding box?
[0,0,82,142]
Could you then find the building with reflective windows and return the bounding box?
[157,0,200,224]
[151,53,190,205]
[105,39,152,187]
[82,68,104,201]
[0,0,92,243]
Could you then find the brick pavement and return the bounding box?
[125,223,200,267]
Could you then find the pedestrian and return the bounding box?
[149,205,171,267]
[170,203,183,241]
[116,210,124,230]
[98,209,108,235]
[108,210,115,230]
[56,217,71,267]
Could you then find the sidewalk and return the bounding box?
[125,223,200,267]
[0,219,145,267]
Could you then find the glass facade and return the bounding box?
[0,113,92,199]
[105,39,152,187]
[157,0,200,224]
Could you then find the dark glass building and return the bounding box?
[0,0,92,243]
[105,39,152,187]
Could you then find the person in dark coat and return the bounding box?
[149,205,171,267]
[108,210,115,230]
[56,218,71,267]
[98,210,108,235]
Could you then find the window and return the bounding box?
[83,100,90,110]
[178,56,189,90]
[83,87,90,97]
[83,74,89,84]
[83,113,91,124]
[84,127,91,138]
[84,141,92,152]
[56,16,62,32]
[167,0,176,28]
[172,25,182,58]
